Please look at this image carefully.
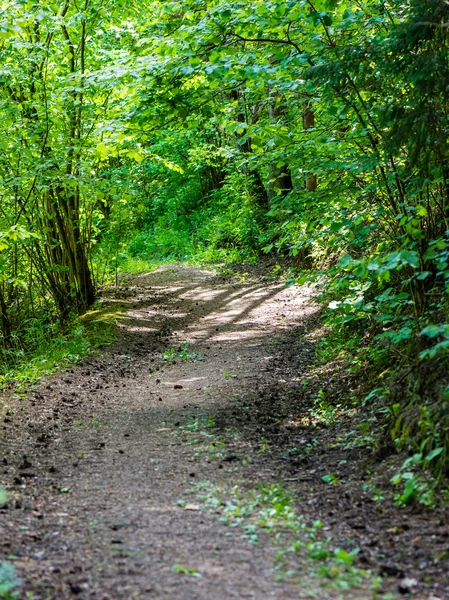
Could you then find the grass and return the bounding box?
[0,301,119,392]
[115,255,161,275]
[173,416,234,462]
[0,252,220,396]
[186,481,390,599]
[173,411,394,599]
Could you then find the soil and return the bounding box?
[0,264,448,600]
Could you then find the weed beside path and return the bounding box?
[0,265,447,600]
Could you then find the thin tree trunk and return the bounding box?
[229,90,269,207]
[268,97,293,200]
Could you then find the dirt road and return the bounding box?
[1,265,447,600]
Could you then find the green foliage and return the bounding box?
[0,0,448,483]
[190,481,380,592]
[309,390,340,426]
[391,450,445,509]
[175,416,231,461]
[0,563,21,600]
[0,304,117,391]
[161,342,201,363]
[322,474,340,486]
[171,565,201,577]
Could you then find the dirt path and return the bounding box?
[1,265,448,600]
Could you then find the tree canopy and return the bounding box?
[1,0,449,479]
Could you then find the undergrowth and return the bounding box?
[310,299,449,508]
[0,302,118,392]
[185,481,392,599]
[0,562,22,600]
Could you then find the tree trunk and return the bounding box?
[229,90,269,208]
[267,97,293,200]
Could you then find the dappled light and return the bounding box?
[1,265,448,599]
[1,0,449,597]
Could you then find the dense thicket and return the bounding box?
[1,0,449,484]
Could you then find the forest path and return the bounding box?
[1,265,446,600]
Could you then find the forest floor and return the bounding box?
[1,264,448,600]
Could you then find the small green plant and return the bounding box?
[188,481,379,593]
[0,562,22,599]
[287,439,319,457]
[217,266,235,276]
[392,472,420,507]
[220,369,234,378]
[176,416,233,461]
[257,437,271,453]
[162,342,201,363]
[161,348,176,363]
[322,473,340,485]
[309,390,340,426]
[180,416,216,433]
[389,432,447,508]
[171,564,201,577]
[391,451,440,508]
[335,421,378,452]
[362,483,385,503]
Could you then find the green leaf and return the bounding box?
[172,564,201,577]
[420,324,449,339]
[425,447,443,462]
[334,547,357,564]
[401,479,417,505]
[416,205,427,216]
[416,271,431,280]
[127,150,145,163]
[337,254,353,269]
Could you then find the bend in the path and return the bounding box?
[1,265,447,600]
